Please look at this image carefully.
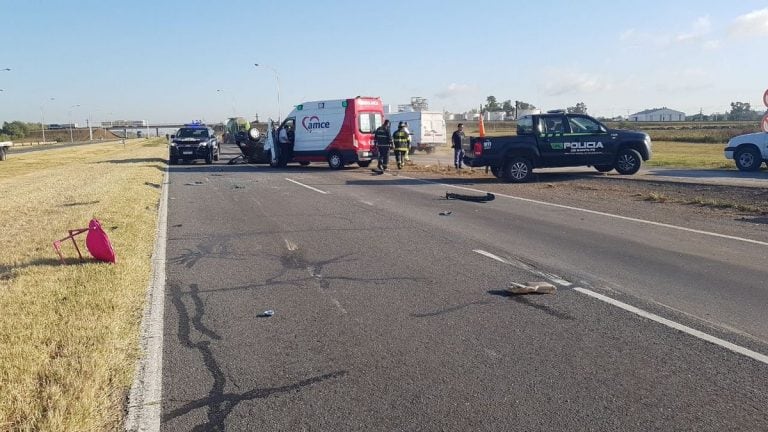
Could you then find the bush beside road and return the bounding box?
[0,139,166,430]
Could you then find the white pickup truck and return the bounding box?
[724,132,767,171]
[0,141,11,161]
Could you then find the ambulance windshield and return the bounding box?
[358,112,383,133]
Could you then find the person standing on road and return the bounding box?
[452,123,465,169]
[374,119,393,172]
[393,122,411,169]
[403,121,411,162]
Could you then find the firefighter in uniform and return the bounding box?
[374,119,393,172]
[393,122,411,169]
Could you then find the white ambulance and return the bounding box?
[386,111,446,154]
[264,97,384,169]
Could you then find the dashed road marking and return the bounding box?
[574,287,768,366]
[473,249,572,287]
[473,248,768,366]
[285,178,328,194]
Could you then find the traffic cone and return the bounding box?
[478,111,486,137]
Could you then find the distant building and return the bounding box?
[484,111,506,121]
[629,108,685,122]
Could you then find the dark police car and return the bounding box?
[169,122,220,165]
[463,111,652,182]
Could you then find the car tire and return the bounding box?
[299,161,310,166]
[490,166,502,178]
[205,150,213,164]
[328,151,344,170]
[614,148,642,175]
[502,157,533,183]
[213,146,219,161]
[594,164,613,173]
[734,147,761,172]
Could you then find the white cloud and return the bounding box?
[729,8,768,38]
[674,16,711,44]
[542,71,614,96]
[434,83,475,99]
[702,40,721,50]
[619,29,636,41]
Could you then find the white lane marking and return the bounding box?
[360,200,374,206]
[285,178,328,194]
[473,249,572,287]
[284,239,298,251]
[573,287,768,366]
[397,174,768,248]
[473,249,511,265]
[125,165,169,431]
[473,249,768,365]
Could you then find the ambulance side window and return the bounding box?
[359,113,382,133]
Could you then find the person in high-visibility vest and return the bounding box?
[393,122,411,169]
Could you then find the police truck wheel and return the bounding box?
[614,148,642,175]
[205,150,213,164]
[299,161,310,166]
[490,166,502,178]
[594,165,613,173]
[502,157,533,183]
[734,147,761,172]
[358,161,371,168]
[328,151,344,170]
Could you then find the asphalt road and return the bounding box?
[410,150,768,188]
[161,143,768,431]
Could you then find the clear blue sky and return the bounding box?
[1,0,767,125]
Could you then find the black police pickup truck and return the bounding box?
[463,112,652,182]
[169,123,220,165]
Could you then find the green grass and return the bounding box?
[0,139,166,431]
[644,141,735,169]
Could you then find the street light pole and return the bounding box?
[254,63,281,123]
[69,104,80,143]
[40,97,54,144]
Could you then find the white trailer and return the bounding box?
[386,111,446,154]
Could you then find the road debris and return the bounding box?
[184,181,204,186]
[446,192,495,202]
[258,310,275,318]
[439,211,452,216]
[507,281,557,295]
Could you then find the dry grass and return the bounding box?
[0,139,166,431]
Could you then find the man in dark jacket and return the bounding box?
[451,123,465,169]
[374,119,393,172]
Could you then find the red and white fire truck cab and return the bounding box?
[266,97,384,169]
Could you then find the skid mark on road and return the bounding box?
[167,282,347,430]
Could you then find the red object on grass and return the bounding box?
[85,219,116,263]
[53,218,116,264]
